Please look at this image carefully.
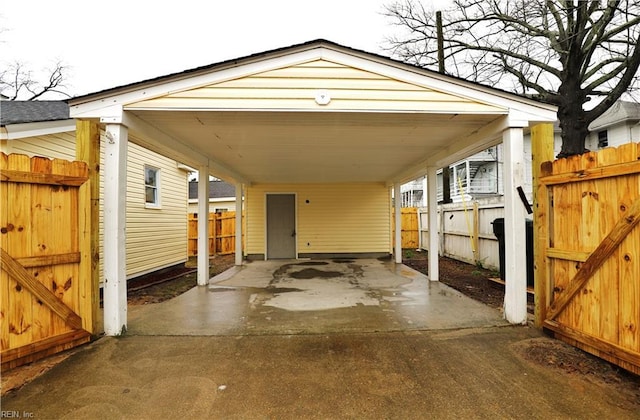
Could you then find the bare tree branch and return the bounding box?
[0,60,70,100]
[383,0,640,157]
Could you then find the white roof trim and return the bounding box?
[0,119,75,140]
[70,48,330,118]
[318,49,556,120]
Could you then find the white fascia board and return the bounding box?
[427,116,511,167]
[177,163,196,172]
[121,112,249,184]
[121,111,207,167]
[72,103,125,120]
[77,108,250,184]
[206,158,250,186]
[389,107,556,185]
[68,43,556,119]
[320,48,558,119]
[0,119,75,140]
[68,48,331,116]
[390,116,511,183]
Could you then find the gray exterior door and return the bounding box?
[266,194,296,259]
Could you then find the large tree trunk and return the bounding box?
[556,68,590,158]
[557,105,590,158]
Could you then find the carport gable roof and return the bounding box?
[69,39,557,184]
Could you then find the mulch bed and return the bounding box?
[404,252,506,309]
[127,254,235,305]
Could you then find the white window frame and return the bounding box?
[144,165,161,208]
[597,130,608,148]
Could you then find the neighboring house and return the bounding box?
[187,179,236,214]
[411,100,640,206]
[586,100,640,150]
[0,101,191,280]
[401,102,635,205]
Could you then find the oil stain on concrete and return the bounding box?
[127,258,508,336]
[229,260,407,312]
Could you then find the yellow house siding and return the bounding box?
[124,139,188,277]
[127,59,505,113]
[2,130,188,280]
[0,131,76,160]
[246,183,391,257]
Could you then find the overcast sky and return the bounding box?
[1,1,451,99]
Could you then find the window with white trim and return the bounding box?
[144,166,161,207]
[597,130,608,148]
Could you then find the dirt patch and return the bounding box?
[403,250,640,397]
[513,337,640,407]
[1,352,77,397]
[404,251,507,310]
[127,254,235,305]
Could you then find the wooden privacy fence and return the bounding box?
[1,153,95,370]
[393,207,420,249]
[417,200,504,270]
[188,212,243,256]
[536,143,640,375]
[190,209,419,256]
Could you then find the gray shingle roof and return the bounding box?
[188,180,236,200]
[0,101,70,126]
[589,100,640,130]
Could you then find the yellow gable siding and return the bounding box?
[246,183,390,257]
[124,139,188,277]
[127,60,504,113]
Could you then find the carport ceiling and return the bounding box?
[131,109,501,184]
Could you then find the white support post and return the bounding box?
[465,160,471,195]
[394,182,402,264]
[422,176,428,207]
[197,168,210,286]
[427,166,439,281]
[503,127,528,324]
[103,123,128,336]
[452,164,458,196]
[235,183,243,266]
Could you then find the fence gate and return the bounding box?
[537,143,640,374]
[1,153,94,370]
[392,208,419,249]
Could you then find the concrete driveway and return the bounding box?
[3,260,638,418]
[127,258,508,335]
